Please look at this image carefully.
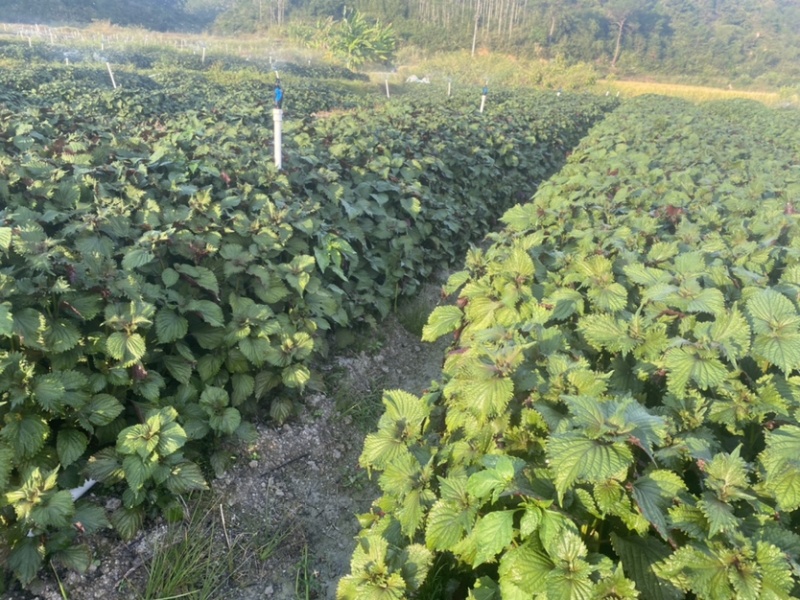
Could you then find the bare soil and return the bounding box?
[10,297,450,600]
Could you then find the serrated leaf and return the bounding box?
[57,428,89,467]
[31,490,74,528]
[52,544,93,572]
[756,541,794,598]
[33,374,66,411]
[86,448,124,483]
[156,421,187,456]
[209,407,241,435]
[175,264,219,296]
[117,423,158,457]
[425,499,476,551]
[0,302,13,336]
[747,289,800,334]
[13,307,44,345]
[710,308,751,364]
[197,352,224,382]
[186,299,225,327]
[106,331,147,367]
[631,470,686,540]
[155,309,189,344]
[122,454,156,491]
[587,282,628,313]
[231,373,255,405]
[547,433,633,500]
[165,461,208,494]
[282,363,311,389]
[121,248,155,270]
[397,544,433,592]
[85,394,124,426]
[7,536,45,584]
[472,510,515,566]
[72,502,111,534]
[162,268,179,286]
[162,355,193,384]
[686,288,726,315]
[361,429,409,470]
[611,533,682,600]
[467,576,503,600]
[421,305,463,342]
[468,469,511,503]
[746,289,800,372]
[461,375,514,419]
[110,506,144,539]
[697,494,738,537]
[239,337,271,365]
[45,319,81,353]
[753,333,800,374]
[498,538,553,595]
[624,263,672,287]
[760,425,800,511]
[396,488,430,538]
[502,246,535,279]
[579,313,637,355]
[0,226,12,250]
[0,444,12,490]
[1,414,49,458]
[269,397,294,424]
[665,348,728,397]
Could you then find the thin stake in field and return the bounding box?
[106,62,117,89]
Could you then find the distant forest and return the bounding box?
[3,0,800,84]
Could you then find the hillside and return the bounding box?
[2,0,800,86]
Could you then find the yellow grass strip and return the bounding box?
[604,79,797,107]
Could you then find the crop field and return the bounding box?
[1,30,799,600]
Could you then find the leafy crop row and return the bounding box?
[0,59,615,586]
[342,96,800,599]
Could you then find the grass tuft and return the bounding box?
[136,496,239,600]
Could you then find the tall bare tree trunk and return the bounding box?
[471,0,481,57]
[611,17,626,68]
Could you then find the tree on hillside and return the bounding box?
[599,0,654,68]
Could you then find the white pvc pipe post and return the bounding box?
[273,108,283,170]
[385,78,390,99]
[448,80,452,97]
[70,479,97,501]
[480,94,486,113]
[202,46,206,63]
[27,36,32,47]
[106,62,117,89]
